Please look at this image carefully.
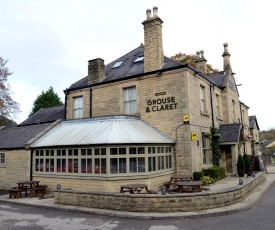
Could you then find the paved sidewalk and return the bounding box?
[1,167,275,220]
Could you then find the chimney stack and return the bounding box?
[222,43,231,70]
[195,50,208,74]
[142,7,164,72]
[88,58,105,84]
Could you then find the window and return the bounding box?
[133,55,144,63]
[216,94,221,117]
[0,153,5,165]
[74,96,83,118]
[124,87,137,114]
[202,134,210,165]
[33,146,173,176]
[232,100,236,121]
[200,86,206,112]
[112,60,124,68]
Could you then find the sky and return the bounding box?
[1,0,274,130]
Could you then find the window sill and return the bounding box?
[200,111,210,117]
[216,116,223,121]
[0,164,6,168]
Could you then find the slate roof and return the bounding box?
[68,45,180,89]
[219,123,241,143]
[249,115,260,130]
[18,105,65,126]
[31,116,175,148]
[0,123,52,150]
[205,71,226,88]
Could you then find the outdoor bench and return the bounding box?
[29,186,47,198]
[8,188,24,199]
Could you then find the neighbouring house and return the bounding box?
[249,115,260,154]
[1,7,259,192]
[0,106,64,189]
[261,140,275,149]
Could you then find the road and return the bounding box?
[1,182,275,230]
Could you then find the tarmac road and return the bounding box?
[0,181,275,230]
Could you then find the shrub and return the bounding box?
[201,176,215,185]
[202,166,225,181]
[243,153,250,174]
[237,155,245,177]
[193,171,204,181]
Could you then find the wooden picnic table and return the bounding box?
[120,184,150,194]
[164,175,193,190]
[16,181,40,197]
[17,180,40,189]
[176,181,203,193]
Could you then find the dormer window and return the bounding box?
[112,60,124,68]
[133,55,144,63]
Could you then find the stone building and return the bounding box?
[0,106,64,189]
[0,7,260,191]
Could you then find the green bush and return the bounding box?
[237,155,245,177]
[201,176,215,185]
[202,166,225,181]
[193,171,204,181]
[243,153,250,174]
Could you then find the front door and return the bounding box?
[225,146,233,173]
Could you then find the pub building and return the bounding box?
[0,7,260,192]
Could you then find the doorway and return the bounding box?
[224,146,233,173]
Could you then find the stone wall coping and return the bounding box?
[55,172,265,198]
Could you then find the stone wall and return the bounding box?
[55,172,266,213]
[33,172,173,192]
[0,150,30,189]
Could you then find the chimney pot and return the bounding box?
[153,6,158,16]
[196,51,200,58]
[200,50,204,58]
[146,9,151,19]
[224,43,228,52]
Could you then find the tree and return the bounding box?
[237,155,245,177]
[170,52,219,73]
[0,57,20,124]
[243,153,250,174]
[29,86,63,116]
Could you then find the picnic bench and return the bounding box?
[8,188,24,199]
[120,184,157,194]
[9,180,47,199]
[164,175,193,190]
[29,185,48,198]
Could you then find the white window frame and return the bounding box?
[0,153,5,165]
[202,134,211,165]
[232,99,236,121]
[124,87,137,114]
[216,94,221,118]
[33,146,173,177]
[200,85,206,113]
[74,96,83,118]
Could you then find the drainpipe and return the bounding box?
[64,88,68,120]
[210,85,215,127]
[30,149,33,181]
[239,102,246,154]
[90,87,93,117]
